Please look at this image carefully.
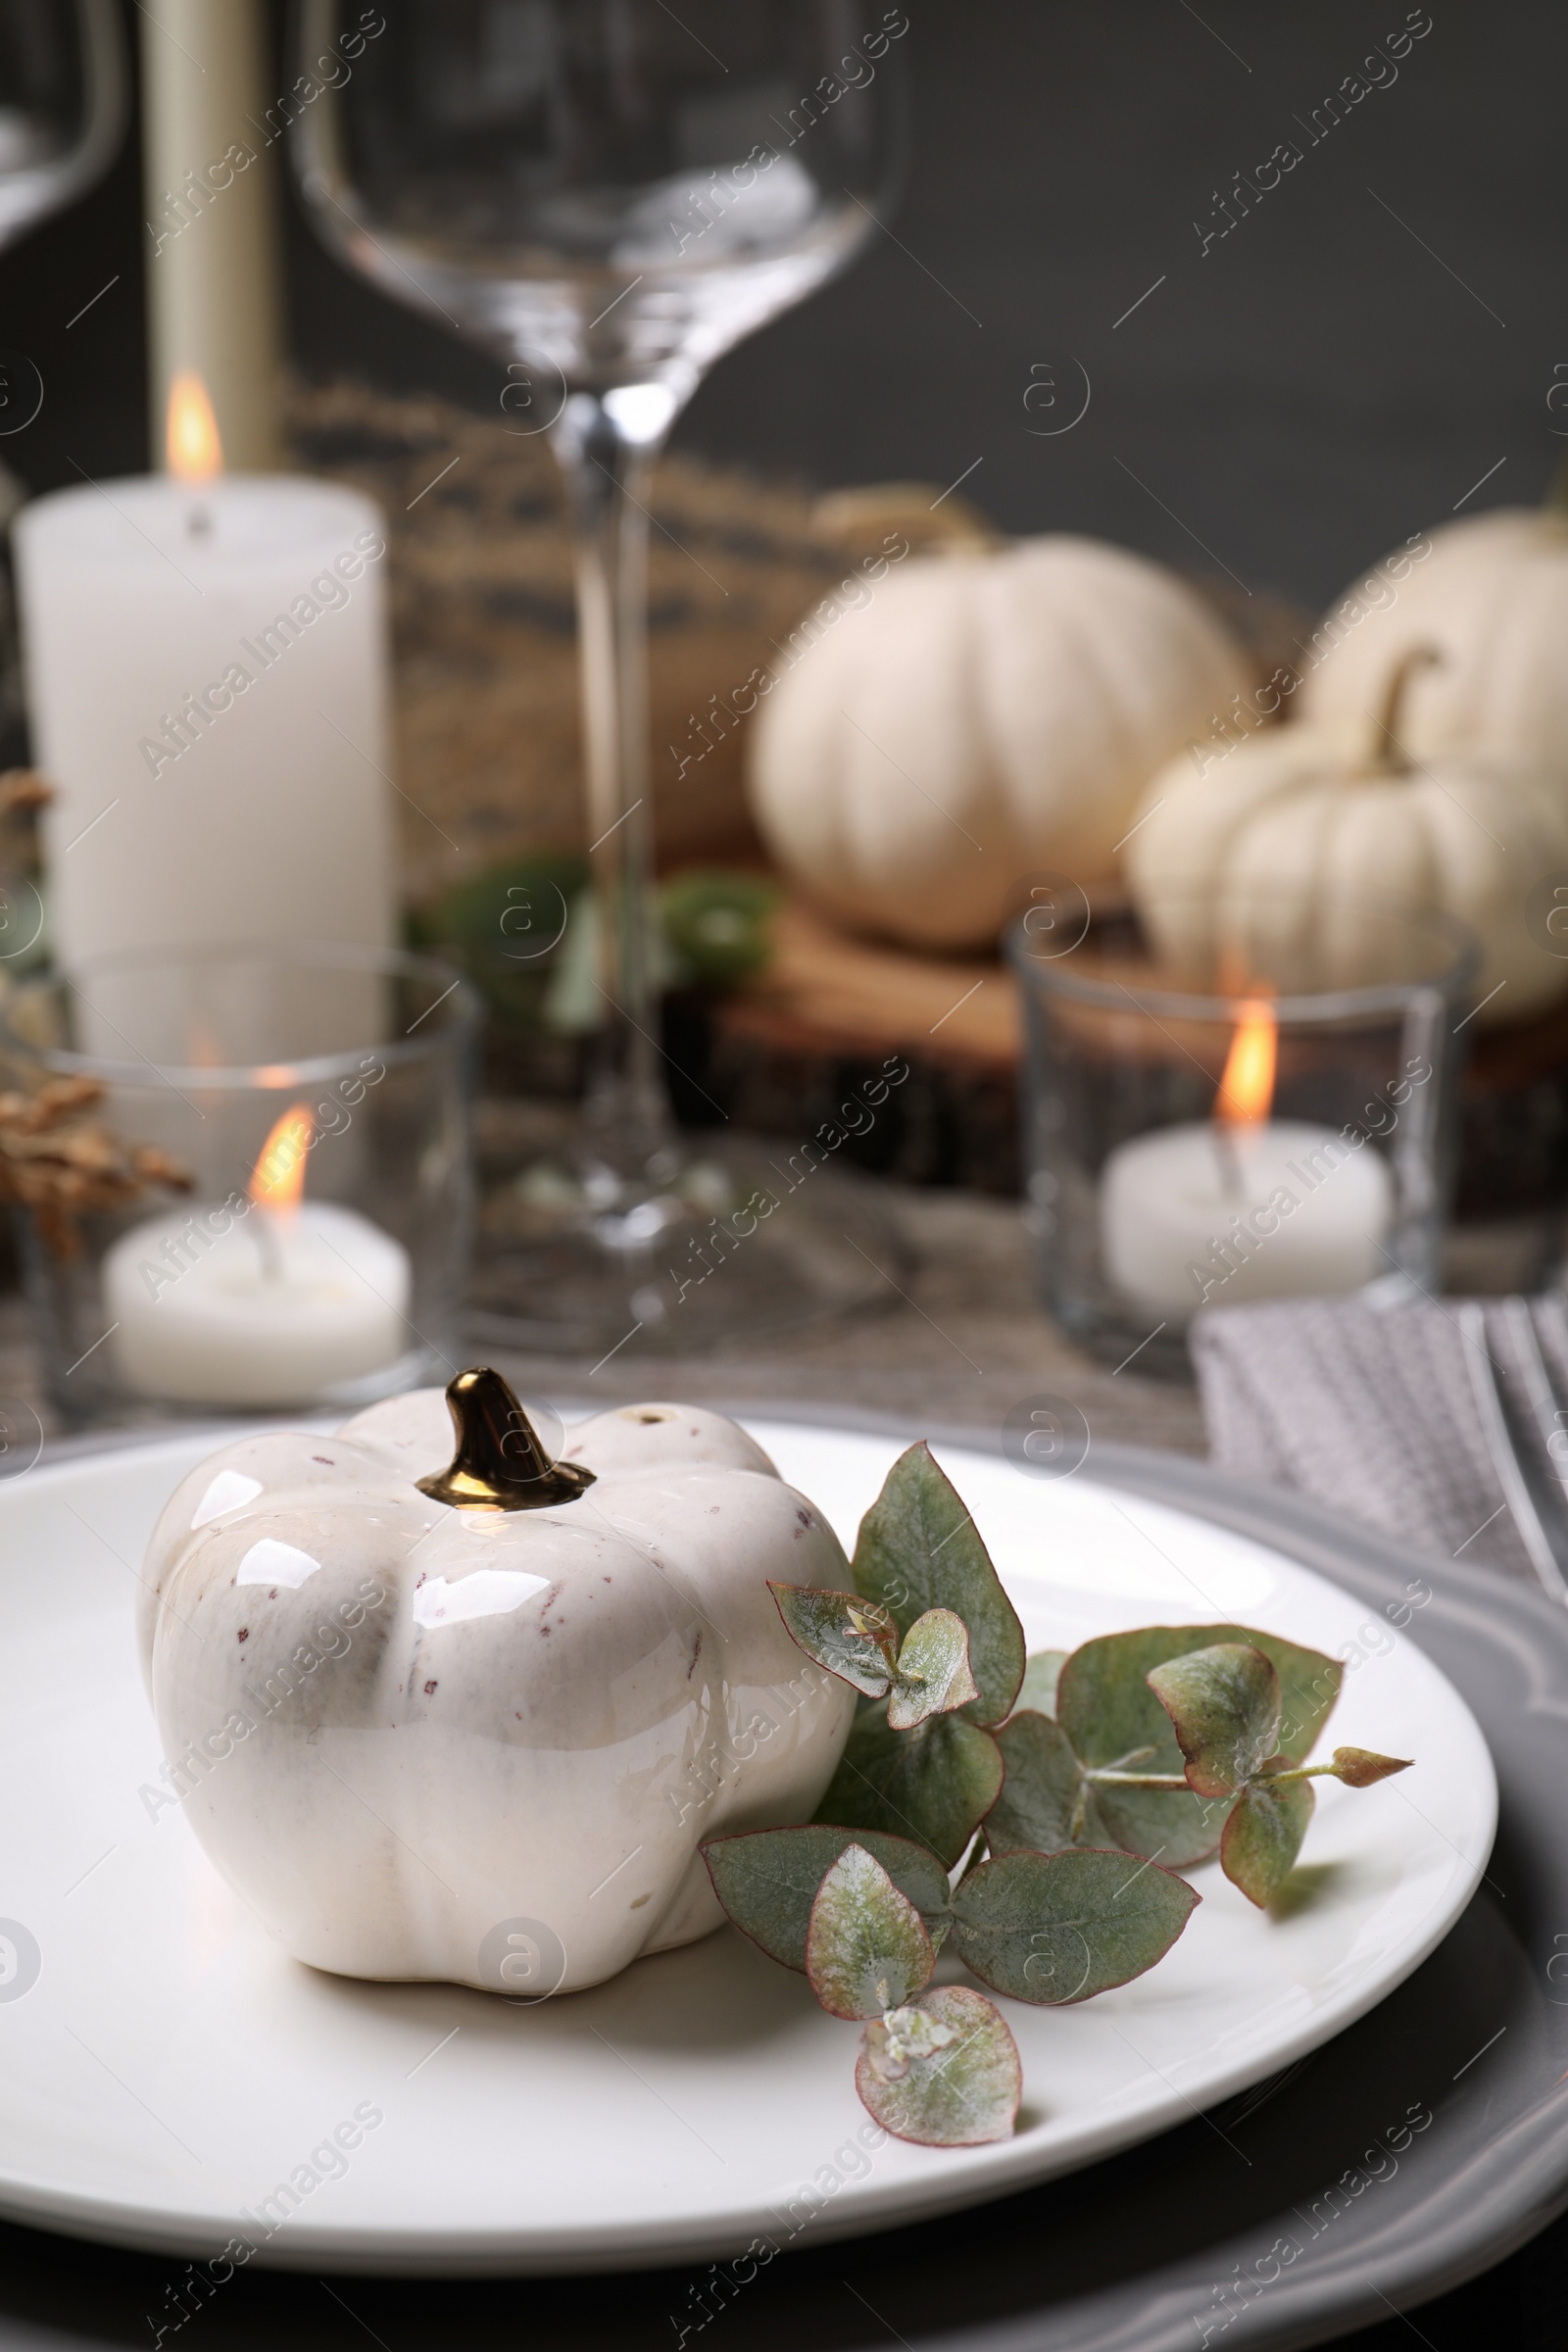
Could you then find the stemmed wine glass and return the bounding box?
[293,0,908,1351]
[0,0,125,253]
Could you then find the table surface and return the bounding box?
[5,1182,1560,1452]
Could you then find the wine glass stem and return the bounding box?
[552,390,674,1191]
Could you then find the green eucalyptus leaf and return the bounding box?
[1222,1777,1315,1907]
[950,1848,1200,2004]
[1146,1643,1282,1800]
[1327,1746,1413,1787]
[851,1444,1025,1727]
[888,1608,979,1731]
[815,1705,1004,1869]
[1056,1632,1228,1865]
[1012,1649,1069,1720]
[986,1711,1088,1854]
[768,1583,897,1698]
[1266,1639,1345,1765]
[857,1985,1021,2146]
[701,1826,951,1972]
[1058,1625,1341,1865]
[805,1845,935,2020]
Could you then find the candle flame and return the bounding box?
[249,1105,314,1215]
[167,372,223,484]
[1215,999,1277,1128]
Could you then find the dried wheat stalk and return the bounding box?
[0,1077,191,1259]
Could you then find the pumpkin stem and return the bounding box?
[1364,644,1443,775]
[416,1367,596,1512]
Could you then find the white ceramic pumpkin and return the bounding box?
[747,535,1253,951]
[1299,500,1568,763]
[136,1371,856,1995]
[1125,651,1568,1024]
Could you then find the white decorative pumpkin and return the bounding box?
[1299,502,1568,762]
[136,1372,856,1995]
[748,535,1253,951]
[1125,652,1568,1024]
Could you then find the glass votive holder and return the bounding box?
[0,943,478,1425]
[1008,893,1479,1376]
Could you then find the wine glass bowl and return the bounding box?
[294,0,909,1351]
[295,3,903,394]
[0,0,125,254]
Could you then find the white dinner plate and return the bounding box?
[0,1418,1494,2275]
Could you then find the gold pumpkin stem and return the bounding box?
[416,1367,596,1512]
[1364,644,1443,776]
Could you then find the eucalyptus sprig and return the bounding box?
[1148,1645,1410,1905]
[702,1443,1413,2149]
[805,1444,1027,1868]
[767,1587,978,1730]
[991,1632,1409,1903]
[808,1845,1022,2146]
[705,1824,1195,2144]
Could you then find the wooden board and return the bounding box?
[725,901,1017,1066]
[693,897,1568,1216]
[688,901,1012,1194]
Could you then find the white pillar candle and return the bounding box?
[1100,1120,1396,1323]
[140,0,284,470]
[103,1200,410,1408]
[16,472,396,973]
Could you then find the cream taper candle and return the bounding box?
[141,0,285,471]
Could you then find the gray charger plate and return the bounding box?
[2,1421,1563,2351]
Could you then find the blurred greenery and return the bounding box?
[661,871,780,989]
[409,857,778,1035]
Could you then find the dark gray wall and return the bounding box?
[687,0,1563,609]
[1,2,1561,612]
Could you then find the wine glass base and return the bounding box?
[466,1139,910,1357]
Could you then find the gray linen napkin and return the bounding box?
[1190,1295,1568,1585]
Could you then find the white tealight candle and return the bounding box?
[102,1104,410,1409]
[1099,1001,1396,1324]
[1101,1118,1395,1323]
[15,380,394,973]
[104,1200,411,1410]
